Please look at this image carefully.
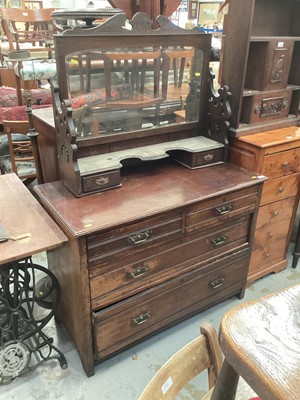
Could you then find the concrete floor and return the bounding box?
[1,242,299,400]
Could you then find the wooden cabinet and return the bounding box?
[221,0,300,137]
[229,126,300,284]
[34,161,264,376]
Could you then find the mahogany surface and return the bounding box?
[211,284,300,400]
[0,173,67,264]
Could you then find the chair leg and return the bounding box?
[210,359,239,400]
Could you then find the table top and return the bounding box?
[34,161,265,238]
[0,174,67,264]
[219,284,300,400]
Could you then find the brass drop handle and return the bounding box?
[272,211,279,217]
[210,277,225,290]
[278,187,285,193]
[128,230,151,245]
[132,312,151,326]
[128,265,148,279]
[269,233,275,238]
[215,204,232,215]
[265,253,270,258]
[282,162,289,169]
[211,235,227,246]
[95,177,109,186]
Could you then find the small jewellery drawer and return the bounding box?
[89,216,251,309]
[260,173,299,206]
[186,186,258,234]
[261,148,300,179]
[82,170,121,193]
[87,211,183,264]
[241,89,292,125]
[93,249,249,360]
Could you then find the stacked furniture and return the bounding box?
[221,0,300,283]
[33,12,264,376]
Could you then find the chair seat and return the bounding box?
[14,59,57,81]
[211,284,300,400]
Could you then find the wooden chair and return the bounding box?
[0,8,61,105]
[138,322,223,400]
[1,120,37,185]
[210,285,300,400]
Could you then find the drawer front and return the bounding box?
[261,148,300,179]
[93,249,249,360]
[260,173,299,206]
[249,197,295,273]
[90,216,251,309]
[82,170,121,193]
[186,186,258,234]
[249,90,292,124]
[173,147,224,169]
[87,211,183,264]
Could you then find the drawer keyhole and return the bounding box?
[132,312,151,326]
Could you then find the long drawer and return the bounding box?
[260,173,299,206]
[93,248,249,360]
[89,216,251,309]
[186,186,258,234]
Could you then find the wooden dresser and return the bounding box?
[34,161,264,376]
[230,126,300,284]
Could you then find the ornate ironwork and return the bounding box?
[0,258,68,385]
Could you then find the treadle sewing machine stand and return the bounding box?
[0,174,68,385]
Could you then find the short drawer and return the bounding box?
[260,173,299,206]
[87,211,183,263]
[186,186,258,234]
[89,216,251,308]
[261,148,300,179]
[82,170,121,193]
[255,196,295,229]
[93,249,249,360]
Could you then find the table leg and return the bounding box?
[210,358,239,400]
[0,258,67,385]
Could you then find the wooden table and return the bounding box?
[0,173,68,384]
[211,284,300,400]
[31,107,59,184]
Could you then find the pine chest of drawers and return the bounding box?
[34,162,263,376]
[229,126,300,284]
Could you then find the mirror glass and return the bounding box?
[64,45,204,139]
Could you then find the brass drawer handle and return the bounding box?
[278,187,285,193]
[215,204,232,215]
[281,162,289,169]
[210,277,225,290]
[128,265,148,279]
[132,312,151,326]
[128,230,151,245]
[204,153,214,161]
[269,233,275,238]
[95,177,109,186]
[211,235,227,247]
[272,211,279,217]
[265,253,270,259]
